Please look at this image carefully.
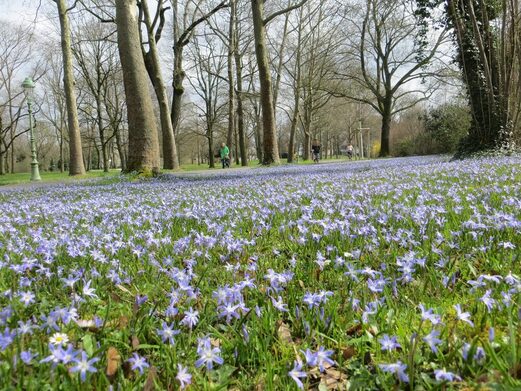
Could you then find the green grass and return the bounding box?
[0,169,120,186]
[176,157,355,171]
[1,158,357,185]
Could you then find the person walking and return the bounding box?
[311,139,321,163]
[219,142,230,169]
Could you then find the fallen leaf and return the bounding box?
[346,324,362,336]
[116,284,132,294]
[276,320,293,344]
[323,368,348,389]
[106,347,121,379]
[110,292,122,303]
[118,315,129,329]
[132,335,140,350]
[342,346,356,360]
[144,366,158,391]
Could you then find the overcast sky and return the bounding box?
[1,0,56,32]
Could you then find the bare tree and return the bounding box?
[54,0,86,175]
[41,46,68,172]
[115,0,160,174]
[170,0,229,140]
[250,0,308,165]
[332,0,447,156]
[139,0,179,169]
[72,20,120,172]
[187,31,227,168]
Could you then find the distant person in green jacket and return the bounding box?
[219,143,230,169]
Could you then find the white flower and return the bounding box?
[49,332,69,346]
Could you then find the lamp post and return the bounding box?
[22,77,41,181]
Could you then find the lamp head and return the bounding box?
[22,77,35,102]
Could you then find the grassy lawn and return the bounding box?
[1,158,357,186]
[177,157,354,171]
[0,169,120,186]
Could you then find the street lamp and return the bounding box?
[22,77,41,181]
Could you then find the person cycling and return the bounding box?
[311,139,321,163]
[347,144,354,160]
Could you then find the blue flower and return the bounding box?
[300,349,317,367]
[434,369,461,382]
[454,304,473,326]
[419,304,442,325]
[288,361,307,389]
[315,347,335,372]
[128,352,149,374]
[195,337,223,370]
[0,328,15,351]
[176,364,192,389]
[20,350,38,365]
[379,361,409,383]
[70,351,99,382]
[157,322,181,345]
[379,334,401,351]
[423,329,442,353]
[180,307,199,329]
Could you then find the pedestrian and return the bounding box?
[347,144,353,160]
[311,139,321,163]
[219,143,230,169]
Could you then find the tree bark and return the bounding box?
[379,96,392,156]
[171,46,185,137]
[207,132,215,168]
[56,0,86,176]
[251,0,280,164]
[226,0,236,163]
[0,147,5,175]
[115,0,161,174]
[141,0,179,170]
[115,126,126,170]
[288,6,304,163]
[233,0,247,166]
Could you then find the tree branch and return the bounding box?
[176,1,229,48]
[263,0,309,26]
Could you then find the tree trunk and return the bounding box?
[234,125,239,165]
[141,0,179,170]
[115,0,161,174]
[254,104,263,163]
[379,97,392,157]
[273,10,290,112]
[0,148,5,175]
[59,134,64,172]
[115,127,126,170]
[56,0,86,176]
[207,132,215,168]
[288,8,303,164]
[251,0,280,165]
[9,127,14,173]
[303,131,311,161]
[233,3,248,166]
[171,46,186,137]
[227,0,236,164]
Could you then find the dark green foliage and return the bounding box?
[423,103,470,153]
[415,0,515,157]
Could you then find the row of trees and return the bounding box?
[1,0,518,176]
